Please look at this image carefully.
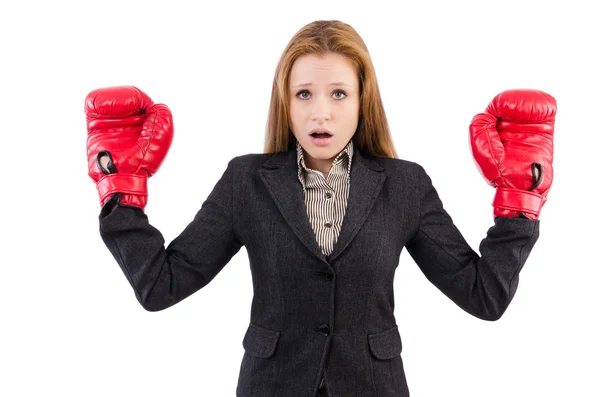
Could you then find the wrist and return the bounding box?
[493,187,542,220]
[96,173,148,209]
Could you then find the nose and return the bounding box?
[311,96,331,122]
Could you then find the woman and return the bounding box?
[85,20,555,397]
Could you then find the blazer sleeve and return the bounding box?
[97,158,244,312]
[405,164,540,321]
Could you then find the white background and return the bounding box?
[1,0,598,396]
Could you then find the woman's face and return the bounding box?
[288,52,360,167]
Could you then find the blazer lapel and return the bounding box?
[259,142,387,264]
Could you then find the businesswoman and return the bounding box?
[85,19,555,397]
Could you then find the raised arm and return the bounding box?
[97,160,243,312]
[405,165,539,320]
[86,86,243,311]
[406,88,555,320]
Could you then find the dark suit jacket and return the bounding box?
[98,144,540,397]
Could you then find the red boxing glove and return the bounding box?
[469,89,556,220]
[85,86,174,210]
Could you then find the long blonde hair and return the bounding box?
[263,20,398,159]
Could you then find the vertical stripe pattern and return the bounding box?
[296,139,354,258]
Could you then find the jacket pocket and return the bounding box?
[242,322,281,358]
[368,324,402,359]
[368,325,409,395]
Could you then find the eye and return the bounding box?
[297,90,310,100]
[296,89,348,100]
[332,90,347,99]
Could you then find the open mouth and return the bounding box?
[310,132,332,138]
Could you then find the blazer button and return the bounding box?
[315,272,334,281]
[314,324,330,336]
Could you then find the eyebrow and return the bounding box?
[291,82,351,89]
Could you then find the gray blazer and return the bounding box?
[98,144,540,397]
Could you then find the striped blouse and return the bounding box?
[296,138,354,257]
